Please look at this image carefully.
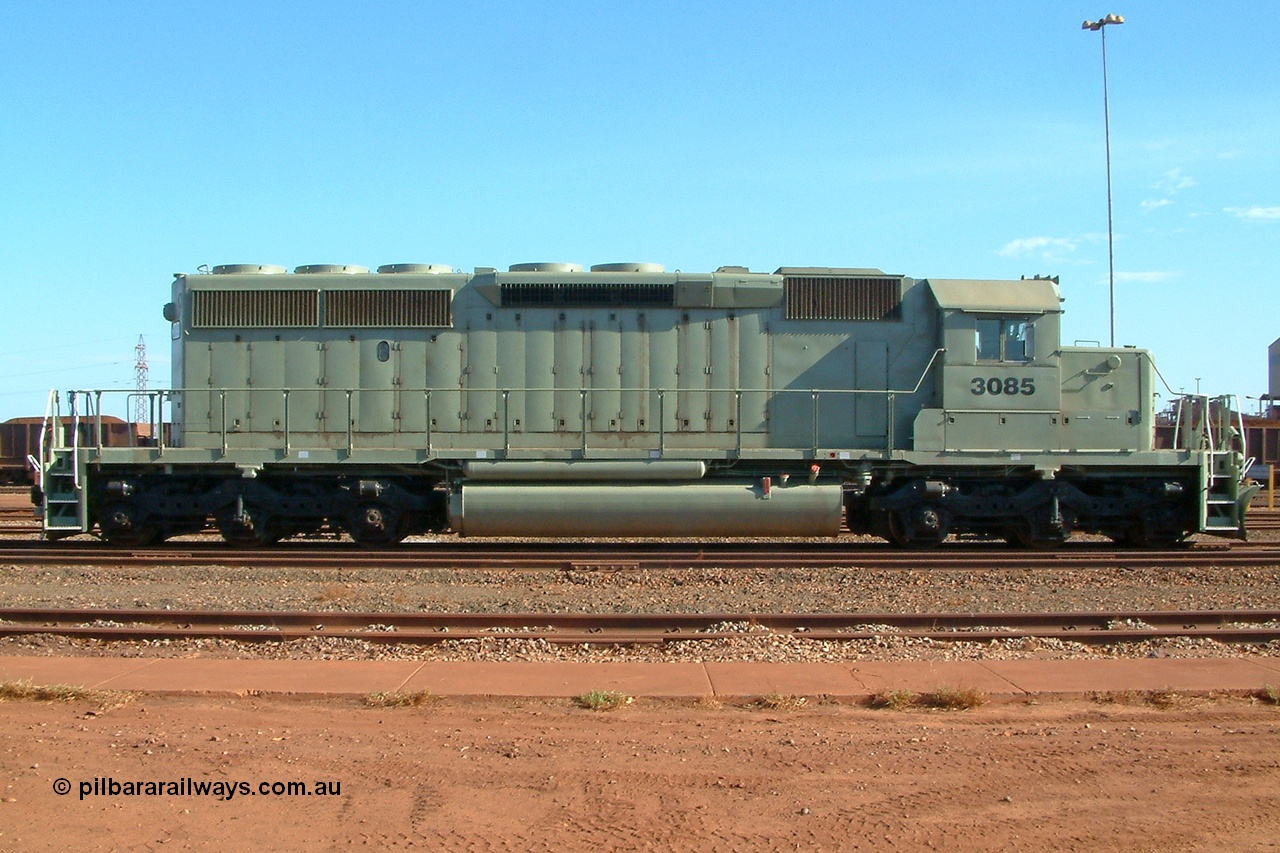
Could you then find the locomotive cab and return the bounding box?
[913,276,1065,453]
[913,275,1156,455]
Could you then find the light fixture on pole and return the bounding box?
[1082,13,1124,348]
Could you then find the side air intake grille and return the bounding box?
[501,283,674,307]
[191,290,319,328]
[784,276,902,321]
[325,289,453,327]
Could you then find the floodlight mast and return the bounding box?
[1082,13,1124,348]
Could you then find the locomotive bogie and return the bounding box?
[847,468,1199,549]
[86,469,450,547]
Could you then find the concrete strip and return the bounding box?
[703,662,864,698]
[2,656,1278,699]
[847,661,1026,696]
[1246,657,1280,679]
[94,659,425,696]
[0,657,161,690]
[401,661,713,698]
[985,658,1278,696]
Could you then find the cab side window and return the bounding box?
[976,318,1033,362]
[1004,320,1031,361]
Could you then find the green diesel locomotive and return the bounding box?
[35,261,1255,547]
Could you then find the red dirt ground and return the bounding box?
[3,694,1280,852]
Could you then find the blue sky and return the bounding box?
[2,1,1276,422]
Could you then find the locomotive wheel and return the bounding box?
[1118,506,1189,549]
[887,505,948,548]
[1005,509,1074,550]
[1009,526,1066,550]
[215,505,282,547]
[1122,519,1188,549]
[99,502,159,548]
[346,502,405,548]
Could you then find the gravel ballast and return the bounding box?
[3,547,1279,663]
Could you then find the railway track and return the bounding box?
[1,540,1279,570]
[2,606,1278,645]
[1248,508,1280,531]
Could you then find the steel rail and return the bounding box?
[0,522,34,531]
[1,541,1278,571]
[1245,509,1280,530]
[1,607,1278,645]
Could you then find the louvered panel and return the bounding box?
[500,283,674,307]
[784,277,902,321]
[325,289,453,327]
[191,290,319,328]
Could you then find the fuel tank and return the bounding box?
[449,480,842,537]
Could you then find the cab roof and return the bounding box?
[926,278,1062,313]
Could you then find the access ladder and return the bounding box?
[36,391,89,537]
[1174,395,1256,538]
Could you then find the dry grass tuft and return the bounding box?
[1257,685,1280,705]
[922,686,989,710]
[0,680,135,710]
[870,687,987,711]
[1145,688,1182,709]
[868,690,919,710]
[0,681,86,702]
[755,693,808,712]
[575,690,633,711]
[1090,690,1139,705]
[364,690,435,708]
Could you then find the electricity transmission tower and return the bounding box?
[134,335,148,425]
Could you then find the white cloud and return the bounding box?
[1225,206,1280,221]
[1156,168,1197,194]
[1140,199,1172,211]
[998,236,1078,258]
